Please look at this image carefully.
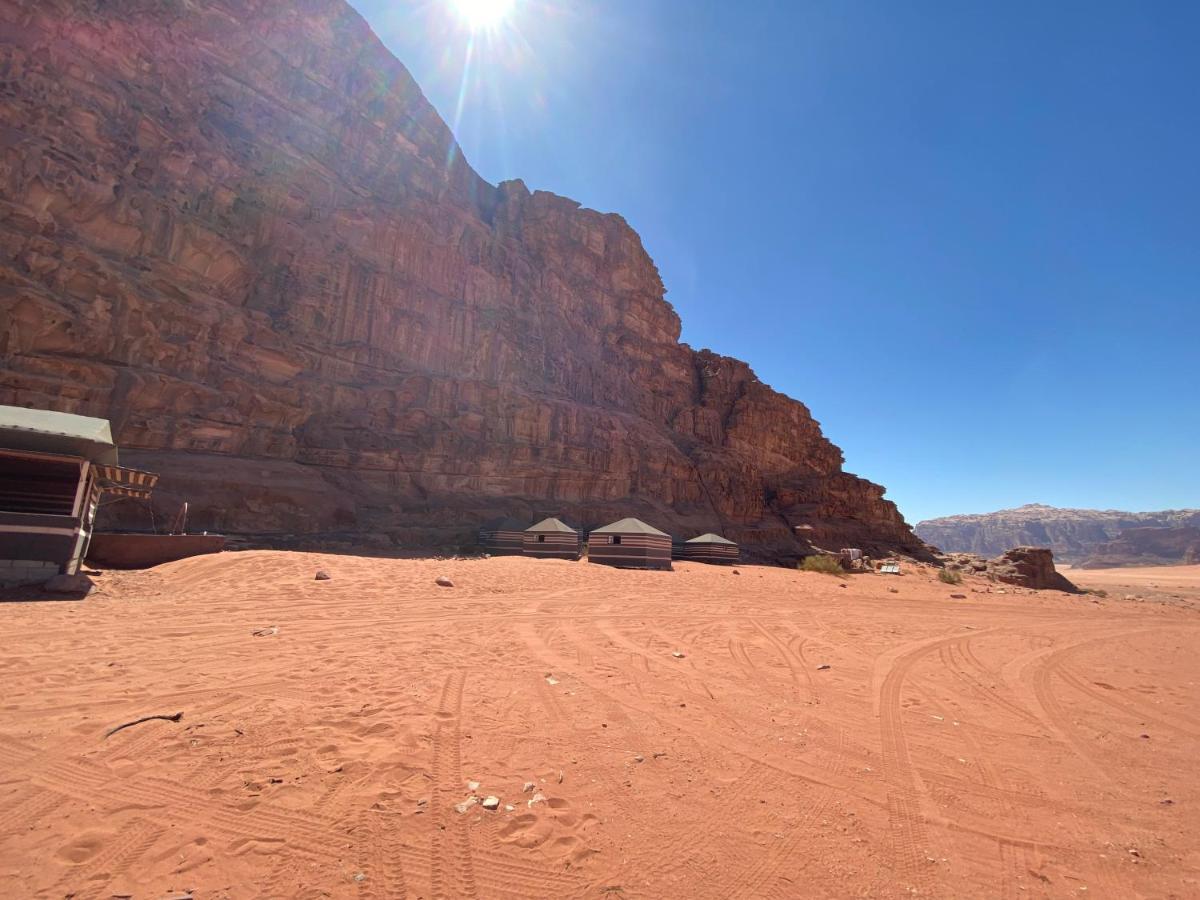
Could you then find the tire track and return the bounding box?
[53,818,164,897]
[428,671,478,900]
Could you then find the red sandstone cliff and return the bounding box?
[0,0,928,560]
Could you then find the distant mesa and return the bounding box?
[1078,525,1200,569]
[916,505,1200,566]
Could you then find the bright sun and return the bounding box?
[450,0,515,30]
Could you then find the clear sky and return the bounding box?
[351,0,1199,524]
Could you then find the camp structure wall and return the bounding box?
[477,525,525,555]
[522,530,581,560]
[587,532,673,570]
[0,449,96,586]
[677,542,739,564]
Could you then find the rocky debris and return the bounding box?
[481,796,500,810]
[43,573,94,595]
[252,626,279,637]
[671,651,685,659]
[950,593,967,599]
[314,570,331,581]
[454,797,477,814]
[0,0,931,565]
[936,548,1078,593]
[522,782,536,793]
[888,587,900,594]
[528,792,547,808]
[816,664,831,671]
[916,504,1200,563]
[435,576,454,588]
[467,780,480,791]
[634,755,645,763]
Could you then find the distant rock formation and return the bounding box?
[939,547,1078,592]
[1079,526,1200,569]
[0,0,929,561]
[916,504,1200,563]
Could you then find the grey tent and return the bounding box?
[477,516,528,555]
[675,532,739,564]
[587,517,672,570]
[522,517,581,560]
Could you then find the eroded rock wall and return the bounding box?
[0,0,927,560]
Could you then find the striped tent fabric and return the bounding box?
[522,517,581,560]
[477,517,528,555]
[676,532,739,564]
[96,464,159,499]
[587,517,672,570]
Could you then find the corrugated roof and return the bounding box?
[0,404,118,464]
[591,517,670,537]
[686,532,736,545]
[525,517,576,534]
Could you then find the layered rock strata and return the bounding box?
[0,0,927,560]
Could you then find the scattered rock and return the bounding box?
[353,873,366,883]
[252,626,279,637]
[467,780,480,791]
[481,796,500,810]
[436,576,454,587]
[523,781,536,793]
[838,583,847,588]
[528,792,547,807]
[545,675,560,685]
[1128,848,1141,858]
[43,573,93,595]
[633,755,644,763]
[557,769,564,784]
[732,569,740,575]
[671,651,685,659]
[888,587,899,594]
[950,593,967,599]
[816,664,831,671]
[1160,798,1174,805]
[454,797,477,814]
[504,804,515,812]
[314,570,331,581]
[1140,733,1150,740]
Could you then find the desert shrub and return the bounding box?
[937,568,963,585]
[799,555,845,575]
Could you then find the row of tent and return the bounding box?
[479,517,737,570]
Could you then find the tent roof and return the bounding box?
[526,517,577,534]
[686,532,737,545]
[0,405,118,464]
[591,517,670,537]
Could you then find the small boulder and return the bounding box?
[314,570,331,581]
[522,781,536,793]
[816,664,831,671]
[888,587,899,594]
[454,797,477,814]
[950,593,967,599]
[436,576,454,588]
[481,796,500,810]
[43,573,93,595]
[671,651,685,659]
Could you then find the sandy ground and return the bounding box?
[1061,564,1200,607]
[1,552,1198,899]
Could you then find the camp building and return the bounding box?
[675,532,739,564]
[0,406,156,587]
[587,517,672,570]
[522,517,581,560]
[477,516,528,555]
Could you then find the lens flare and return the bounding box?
[450,0,515,30]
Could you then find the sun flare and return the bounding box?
[450,0,515,30]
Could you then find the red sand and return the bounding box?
[2,552,1198,898]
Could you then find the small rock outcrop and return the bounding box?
[939,547,1078,592]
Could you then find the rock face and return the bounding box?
[917,504,1200,563]
[938,548,1078,593]
[1079,526,1200,570]
[0,0,928,561]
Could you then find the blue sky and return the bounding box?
[352,0,1199,523]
